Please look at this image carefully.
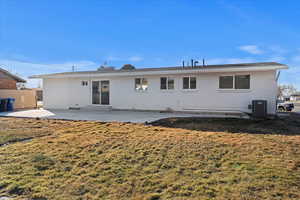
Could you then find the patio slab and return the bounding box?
[0,109,244,123]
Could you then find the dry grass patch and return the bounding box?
[0,117,299,200]
[0,118,75,146]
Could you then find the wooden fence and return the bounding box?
[0,89,37,109]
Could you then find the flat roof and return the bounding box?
[30,62,288,79]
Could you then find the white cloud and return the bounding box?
[128,56,143,62]
[106,56,143,62]
[0,59,97,72]
[0,59,98,88]
[239,45,264,55]
[106,56,121,61]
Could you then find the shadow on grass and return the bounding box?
[150,113,300,135]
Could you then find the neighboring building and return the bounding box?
[30,62,288,115]
[0,68,26,89]
[0,68,37,110]
[30,88,43,101]
[290,92,300,101]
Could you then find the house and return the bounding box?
[30,62,288,115]
[0,68,26,89]
[290,92,300,101]
[0,67,37,110]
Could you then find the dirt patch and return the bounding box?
[150,114,300,135]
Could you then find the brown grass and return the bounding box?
[0,117,299,200]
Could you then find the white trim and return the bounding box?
[217,89,252,93]
[30,65,288,79]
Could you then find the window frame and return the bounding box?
[134,78,148,92]
[182,76,197,90]
[219,76,234,89]
[218,74,251,90]
[235,74,250,90]
[160,77,175,90]
[81,81,88,86]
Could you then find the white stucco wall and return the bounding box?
[43,70,278,114]
[43,78,91,109]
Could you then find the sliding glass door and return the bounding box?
[92,80,110,105]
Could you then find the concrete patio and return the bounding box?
[0,109,245,123]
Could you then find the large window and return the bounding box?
[219,76,234,89]
[160,77,174,90]
[135,78,148,91]
[219,75,250,89]
[183,77,196,89]
[235,75,250,89]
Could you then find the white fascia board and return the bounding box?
[30,65,288,79]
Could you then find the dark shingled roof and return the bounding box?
[0,67,26,83]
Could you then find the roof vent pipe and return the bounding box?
[194,61,199,67]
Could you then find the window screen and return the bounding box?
[183,77,196,89]
[168,78,174,89]
[161,77,174,90]
[160,77,167,90]
[235,75,250,89]
[190,77,196,89]
[135,78,148,91]
[219,76,233,89]
[135,78,141,90]
[141,78,148,90]
[183,77,190,89]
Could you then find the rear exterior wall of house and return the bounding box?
[42,70,278,114]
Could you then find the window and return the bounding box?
[219,75,250,89]
[81,81,88,86]
[135,78,148,91]
[235,75,250,89]
[219,76,233,89]
[183,77,189,89]
[183,77,196,89]
[160,77,174,90]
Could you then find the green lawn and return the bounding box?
[0,117,299,200]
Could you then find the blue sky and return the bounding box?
[0,0,300,88]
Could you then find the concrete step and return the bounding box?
[80,105,112,111]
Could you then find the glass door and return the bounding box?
[100,80,110,105]
[92,81,100,104]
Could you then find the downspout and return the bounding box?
[275,70,281,114]
[276,70,281,82]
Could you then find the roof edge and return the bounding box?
[0,68,27,82]
[29,62,288,79]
